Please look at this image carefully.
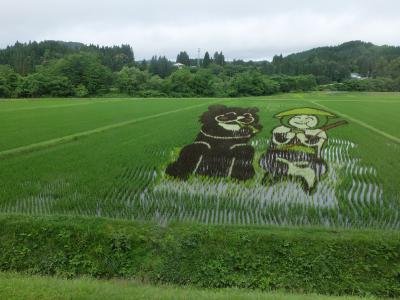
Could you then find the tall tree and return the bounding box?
[50,53,112,95]
[176,51,190,66]
[149,56,173,78]
[203,51,211,67]
[213,51,225,66]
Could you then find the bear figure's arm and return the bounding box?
[229,144,256,181]
[230,144,254,158]
[165,142,210,180]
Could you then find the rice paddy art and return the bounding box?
[140,106,383,227]
[165,105,262,181]
[1,95,398,229]
[260,108,348,193]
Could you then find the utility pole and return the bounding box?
[197,48,200,67]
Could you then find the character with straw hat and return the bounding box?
[259,107,348,192]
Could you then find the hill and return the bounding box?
[265,41,400,83]
[0,40,134,75]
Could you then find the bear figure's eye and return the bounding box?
[238,113,255,124]
[215,112,237,122]
[224,112,237,117]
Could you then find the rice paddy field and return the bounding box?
[1,92,399,230]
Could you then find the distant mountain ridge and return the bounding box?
[266,41,400,82]
[0,40,134,75]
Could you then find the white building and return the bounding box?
[173,63,185,69]
[350,73,366,80]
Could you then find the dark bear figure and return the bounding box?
[166,105,262,181]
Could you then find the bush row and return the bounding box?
[319,77,400,92]
[0,59,318,98]
[0,215,399,297]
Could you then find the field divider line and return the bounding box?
[0,102,96,112]
[0,101,216,159]
[0,98,143,112]
[311,101,400,144]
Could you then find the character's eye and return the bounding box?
[215,112,237,122]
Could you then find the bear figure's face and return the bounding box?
[200,105,262,138]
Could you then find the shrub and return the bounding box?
[0,215,399,297]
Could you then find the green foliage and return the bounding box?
[0,75,11,98]
[2,40,400,98]
[191,69,219,96]
[0,215,399,297]
[163,69,221,97]
[50,53,112,95]
[213,51,225,66]
[116,66,150,95]
[164,69,194,97]
[320,77,400,92]
[0,41,134,75]
[176,51,190,66]
[0,272,372,300]
[19,73,73,97]
[270,75,317,93]
[267,41,400,83]
[203,52,211,67]
[0,65,20,97]
[149,56,173,78]
[228,70,280,96]
[74,84,89,97]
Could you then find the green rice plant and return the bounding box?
[0,93,399,230]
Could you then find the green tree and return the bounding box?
[19,71,73,97]
[0,65,20,97]
[203,52,211,67]
[213,51,225,66]
[144,75,164,95]
[176,51,190,66]
[74,84,89,97]
[46,75,74,96]
[116,66,149,95]
[387,58,400,79]
[50,53,112,95]
[163,69,194,97]
[0,75,10,97]
[20,73,48,97]
[149,56,173,78]
[190,69,215,96]
[228,70,279,96]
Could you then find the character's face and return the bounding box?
[288,114,318,129]
[200,105,262,137]
[215,112,256,132]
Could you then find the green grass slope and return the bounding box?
[0,272,377,300]
[0,215,399,297]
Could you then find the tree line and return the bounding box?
[1,40,400,98]
[262,41,400,83]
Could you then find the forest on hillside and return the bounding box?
[1,40,400,98]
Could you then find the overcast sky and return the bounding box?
[1,0,400,61]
